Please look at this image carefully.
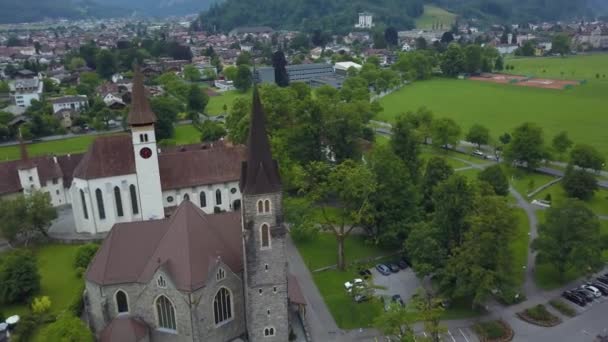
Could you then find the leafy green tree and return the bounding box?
[74,244,100,269]
[321,101,367,162]
[95,49,117,79]
[551,33,571,56]
[504,122,545,170]
[411,288,447,341]
[421,157,454,212]
[373,302,416,341]
[40,314,94,342]
[431,118,461,149]
[570,144,605,171]
[533,199,602,281]
[183,64,201,81]
[464,44,483,74]
[236,51,252,66]
[307,160,377,270]
[391,113,422,181]
[0,191,57,244]
[392,51,434,81]
[200,120,227,142]
[187,84,209,113]
[440,43,465,77]
[225,97,250,144]
[234,65,252,92]
[478,165,509,196]
[223,66,238,81]
[284,197,319,243]
[433,174,475,251]
[406,222,448,277]
[517,41,535,57]
[552,131,573,158]
[562,165,598,200]
[272,50,289,87]
[499,133,511,145]
[495,55,504,71]
[150,96,183,140]
[465,124,490,148]
[0,81,9,93]
[0,250,40,304]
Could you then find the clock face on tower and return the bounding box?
[139,147,152,159]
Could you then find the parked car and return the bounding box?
[376,264,391,276]
[388,263,400,273]
[397,259,409,269]
[358,269,372,279]
[392,294,405,307]
[344,279,364,292]
[589,282,608,295]
[582,285,602,298]
[562,291,586,307]
[566,291,588,305]
[596,276,608,285]
[472,149,486,159]
[354,294,370,303]
[572,288,594,302]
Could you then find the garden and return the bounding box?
[516,304,561,327]
[472,320,513,342]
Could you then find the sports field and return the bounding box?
[378,54,608,157]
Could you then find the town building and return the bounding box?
[50,95,88,114]
[254,63,345,89]
[9,76,43,107]
[355,12,374,29]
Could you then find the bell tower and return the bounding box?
[128,68,164,220]
[240,87,288,341]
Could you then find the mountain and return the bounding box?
[101,0,219,16]
[0,0,124,24]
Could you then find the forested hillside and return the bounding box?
[0,0,123,24]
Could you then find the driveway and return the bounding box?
[371,267,422,302]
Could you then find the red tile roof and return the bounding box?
[86,201,243,291]
[72,135,136,180]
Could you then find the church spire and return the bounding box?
[127,66,157,127]
[239,86,281,195]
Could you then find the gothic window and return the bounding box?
[80,189,88,220]
[257,200,263,214]
[216,267,225,281]
[115,290,129,314]
[95,189,105,220]
[200,192,207,207]
[157,275,167,288]
[213,287,232,325]
[114,187,123,217]
[155,295,177,331]
[264,199,271,213]
[215,189,222,205]
[261,224,270,249]
[183,194,190,202]
[264,327,275,336]
[130,185,139,215]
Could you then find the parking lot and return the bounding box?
[370,266,422,301]
[415,327,479,342]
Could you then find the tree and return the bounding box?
[441,32,454,44]
[272,51,289,87]
[95,49,117,79]
[495,55,504,71]
[40,314,94,342]
[499,133,511,145]
[551,33,571,56]
[570,144,605,171]
[465,124,490,148]
[517,41,535,57]
[411,288,447,341]
[234,65,252,92]
[384,27,399,47]
[74,243,100,269]
[391,114,422,181]
[504,122,545,170]
[223,65,238,81]
[68,57,86,71]
[406,222,448,277]
[440,43,465,77]
[31,296,52,315]
[478,165,509,196]
[433,174,475,252]
[0,191,57,244]
[0,250,40,304]
[421,157,454,212]
[431,118,461,149]
[415,37,428,50]
[464,44,483,74]
[236,51,252,66]
[562,165,598,200]
[225,97,250,144]
[150,96,183,141]
[200,120,227,142]
[373,302,416,341]
[552,131,573,158]
[183,64,201,81]
[307,160,376,270]
[533,199,602,281]
[187,84,209,113]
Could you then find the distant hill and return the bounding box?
[0,0,124,24]
[101,0,219,17]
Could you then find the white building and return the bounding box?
[50,95,88,114]
[10,77,43,107]
[355,12,374,29]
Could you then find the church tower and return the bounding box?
[128,68,164,220]
[240,87,288,341]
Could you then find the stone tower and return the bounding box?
[128,68,164,220]
[240,87,289,341]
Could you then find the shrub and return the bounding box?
[31,296,52,315]
[474,320,506,340]
[290,225,320,243]
[69,283,85,317]
[549,299,576,317]
[545,193,552,202]
[74,243,100,269]
[75,267,86,279]
[478,165,509,196]
[525,304,554,321]
[495,287,526,305]
[0,250,40,304]
[12,313,38,342]
[39,314,93,342]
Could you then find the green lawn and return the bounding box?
[1,244,82,317]
[377,76,608,157]
[312,270,383,329]
[206,89,251,116]
[511,209,530,287]
[0,134,109,162]
[502,166,558,198]
[532,182,608,216]
[415,5,457,29]
[294,233,393,271]
[455,167,480,180]
[174,124,201,145]
[506,54,608,80]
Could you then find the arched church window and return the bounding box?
[264,327,275,336]
[200,192,207,207]
[115,290,129,314]
[157,275,167,288]
[129,185,139,215]
[264,199,271,213]
[257,200,263,214]
[80,189,88,220]
[213,287,232,325]
[215,189,222,205]
[155,295,177,331]
[261,224,270,249]
[183,194,190,202]
[95,189,105,220]
[114,187,123,217]
[216,267,225,281]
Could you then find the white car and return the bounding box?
[472,149,486,158]
[344,279,364,292]
[583,285,602,298]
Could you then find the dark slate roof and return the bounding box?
[126,69,156,126]
[73,135,136,180]
[86,201,243,291]
[100,316,149,342]
[239,87,281,195]
[50,95,87,104]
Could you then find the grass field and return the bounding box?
[532,183,608,216]
[378,55,608,157]
[506,54,608,80]
[174,124,201,145]
[206,89,250,116]
[415,5,457,29]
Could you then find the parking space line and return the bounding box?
[447,330,457,342]
[459,328,470,342]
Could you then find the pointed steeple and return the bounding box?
[127,66,157,127]
[239,86,281,195]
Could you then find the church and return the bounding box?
[83,72,306,341]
